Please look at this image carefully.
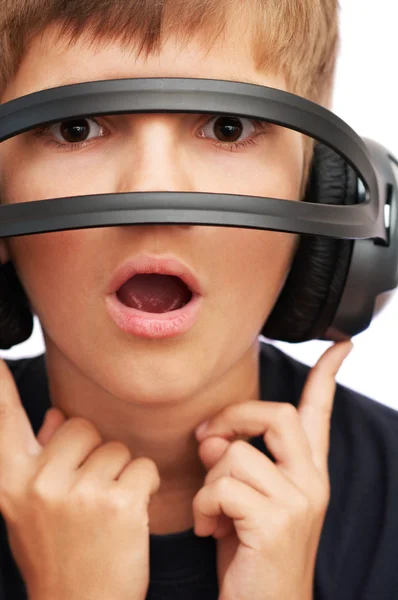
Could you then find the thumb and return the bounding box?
[0,359,42,460]
[36,407,67,447]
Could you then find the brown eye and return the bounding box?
[213,116,244,142]
[199,115,257,145]
[59,119,91,143]
[47,117,104,144]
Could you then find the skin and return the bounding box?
[0,23,305,534]
[0,329,353,600]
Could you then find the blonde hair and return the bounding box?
[1,0,339,103]
[0,0,340,193]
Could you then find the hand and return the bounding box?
[193,341,353,600]
[0,360,160,600]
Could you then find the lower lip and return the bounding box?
[105,292,203,339]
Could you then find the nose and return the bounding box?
[116,115,195,235]
[117,115,196,194]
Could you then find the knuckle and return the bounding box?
[103,440,132,460]
[215,475,232,495]
[70,480,99,507]
[123,456,161,494]
[106,489,134,513]
[69,483,140,521]
[226,439,248,461]
[68,417,103,441]
[278,403,298,422]
[136,456,160,479]
[134,456,155,469]
[29,476,59,505]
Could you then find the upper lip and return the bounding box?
[107,253,203,296]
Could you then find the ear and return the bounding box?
[0,239,10,265]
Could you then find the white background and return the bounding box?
[1,0,398,409]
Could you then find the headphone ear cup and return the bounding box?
[262,143,356,343]
[0,261,34,349]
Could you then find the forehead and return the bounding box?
[1,24,287,103]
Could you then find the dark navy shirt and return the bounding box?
[1,340,398,599]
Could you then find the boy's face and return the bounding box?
[0,24,303,404]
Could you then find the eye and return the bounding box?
[48,117,104,144]
[199,116,257,144]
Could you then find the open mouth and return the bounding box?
[116,273,194,314]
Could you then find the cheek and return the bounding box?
[7,231,94,319]
[207,228,298,316]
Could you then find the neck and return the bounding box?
[43,336,261,533]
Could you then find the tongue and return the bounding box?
[116,274,193,313]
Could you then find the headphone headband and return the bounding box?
[0,77,386,241]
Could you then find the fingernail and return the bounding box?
[196,421,209,438]
[331,341,354,376]
[342,340,354,359]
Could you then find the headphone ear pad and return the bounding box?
[0,261,34,349]
[262,143,356,343]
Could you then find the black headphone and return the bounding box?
[0,78,397,349]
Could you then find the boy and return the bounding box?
[0,1,397,599]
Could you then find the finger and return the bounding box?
[197,436,231,472]
[196,438,235,539]
[196,400,314,477]
[212,513,235,539]
[36,407,68,447]
[298,340,353,474]
[0,359,42,465]
[202,439,297,502]
[116,457,161,498]
[193,475,267,547]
